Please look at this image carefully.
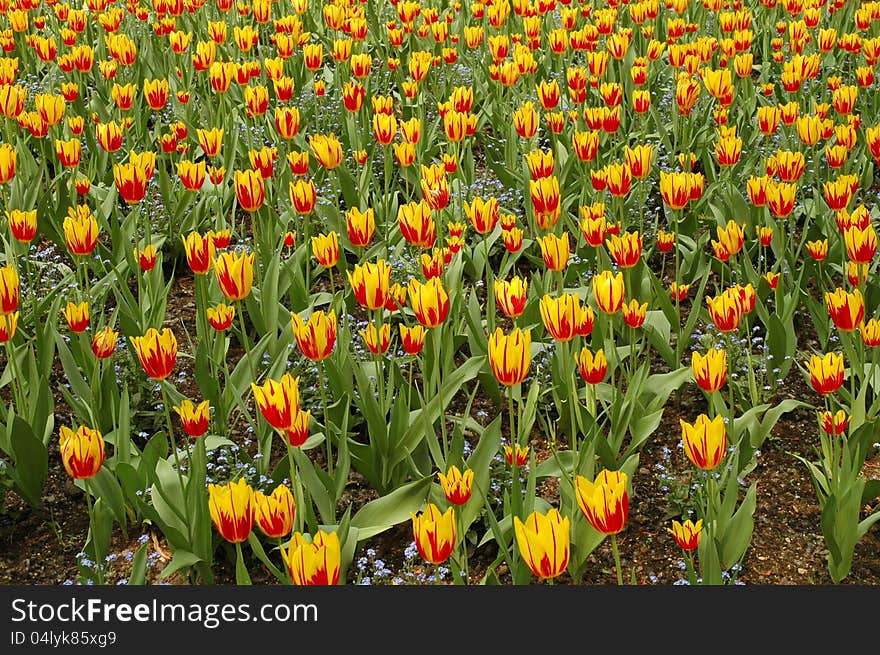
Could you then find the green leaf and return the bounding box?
[350,475,433,541]
[128,543,149,585]
[159,550,203,579]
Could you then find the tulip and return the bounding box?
[706,289,742,332]
[408,277,450,328]
[348,260,392,311]
[207,304,235,331]
[844,225,877,264]
[282,530,341,585]
[345,207,375,248]
[198,125,225,156]
[360,322,391,355]
[398,200,436,249]
[807,239,828,261]
[494,277,528,319]
[208,478,254,543]
[289,178,317,215]
[622,299,647,328]
[0,311,17,343]
[576,347,607,384]
[488,327,531,386]
[692,348,727,393]
[438,466,474,506]
[668,519,703,551]
[214,250,255,301]
[659,170,692,210]
[91,326,118,359]
[680,414,727,471]
[170,397,210,437]
[575,469,629,535]
[606,231,642,268]
[514,509,570,580]
[411,503,456,565]
[63,206,99,256]
[129,327,178,380]
[540,293,581,342]
[6,209,36,243]
[592,270,625,314]
[504,444,530,467]
[63,301,89,333]
[233,169,265,213]
[464,196,499,235]
[311,232,340,268]
[537,232,570,272]
[807,352,845,395]
[309,133,343,169]
[825,288,864,332]
[861,318,880,347]
[0,265,19,315]
[59,425,105,479]
[291,310,336,362]
[251,373,301,432]
[182,231,216,274]
[400,324,426,355]
[254,484,296,539]
[819,409,849,436]
[284,409,312,447]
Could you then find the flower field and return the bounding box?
[0,0,879,587]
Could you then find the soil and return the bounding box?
[2,265,879,587]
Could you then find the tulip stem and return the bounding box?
[161,383,191,537]
[610,533,623,586]
[83,479,105,585]
[3,338,23,414]
[318,358,334,477]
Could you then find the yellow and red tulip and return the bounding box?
[680,413,727,471]
[575,469,629,535]
[59,425,105,480]
[208,478,254,543]
[514,508,570,580]
[129,327,178,381]
[411,503,456,564]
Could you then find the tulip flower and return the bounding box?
[360,322,391,355]
[348,260,392,311]
[576,347,607,384]
[63,301,89,333]
[400,324,426,356]
[63,206,99,256]
[129,327,178,380]
[411,503,456,565]
[575,469,629,535]
[345,207,375,248]
[408,277,450,328]
[59,425,105,479]
[692,348,727,393]
[514,509,570,580]
[622,299,648,329]
[706,289,743,332]
[282,530,341,585]
[311,232,340,268]
[208,478,254,543]
[825,288,864,332]
[0,265,19,315]
[606,231,643,268]
[233,169,265,213]
[464,195,500,235]
[592,270,625,314]
[540,293,581,342]
[91,326,118,359]
[668,519,703,551]
[494,277,528,319]
[398,200,436,249]
[182,231,215,275]
[819,409,849,436]
[213,250,254,301]
[680,414,727,471]
[438,466,474,506]
[173,399,211,438]
[291,310,336,362]
[207,304,235,331]
[504,444,530,467]
[254,484,296,539]
[6,209,36,242]
[537,232,570,272]
[488,327,531,386]
[251,373,301,432]
[309,133,343,170]
[861,318,880,347]
[807,352,845,395]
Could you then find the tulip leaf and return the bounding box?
[128,543,149,586]
[350,475,433,541]
[159,550,203,580]
[720,482,756,569]
[7,413,47,508]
